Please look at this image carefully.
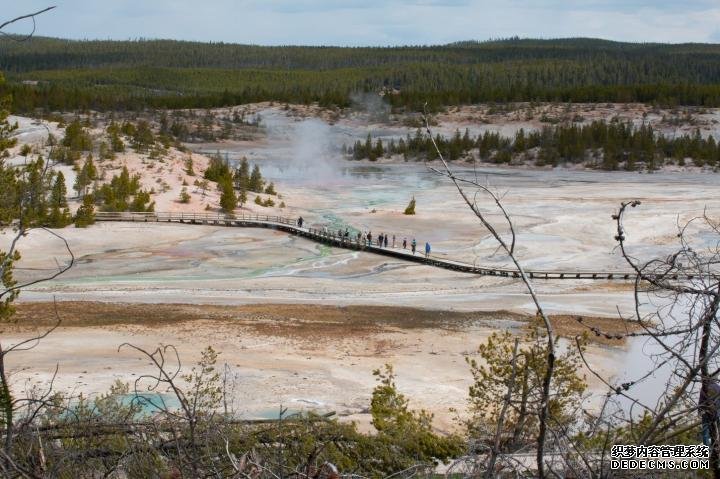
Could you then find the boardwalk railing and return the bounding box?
[95,211,297,225]
[94,211,701,282]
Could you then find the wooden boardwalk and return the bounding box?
[93,211,692,282]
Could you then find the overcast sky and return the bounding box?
[4,1,720,46]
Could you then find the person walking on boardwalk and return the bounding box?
[384,235,388,248]
[378,233,384,247]
[425,241,431,258]
[402,237,407,249]
[411,238,417,255]
[392,235,396,248]
[297,216,304,228]
[367,231,372,246]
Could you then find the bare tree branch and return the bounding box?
[422,105,556,478]
[0,7,56,42]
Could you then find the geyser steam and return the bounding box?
[259,111,349,185]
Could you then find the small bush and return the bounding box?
[179,187,191,204]
[403,197,416,215]
[184,156,195,176]
[20,144,32,156]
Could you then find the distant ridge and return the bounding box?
[2,36,719,111]
[2,35,720,72]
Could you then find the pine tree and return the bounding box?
[107,122,125,152]
[132,120,155,152]
[62,120,92,152]
[74,193,96,228]
[130,191,154,212]
[238,187,247,207]
[115,166,132,205]
[21,158,50,226]
[74,154,97,196]
[235,157,250,189]
[98,141,114,160]
[50,171,68,208]
[48,204,72,228]
[514,128,526,153]
[219,177,237,213]
[204,152,231,182]
[352,140,363,160]
[374,139,384,159]
[48,171,71,227]
[248,164,264,192]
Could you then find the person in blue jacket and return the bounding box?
[425,241,431,258]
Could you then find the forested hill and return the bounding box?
[2,36,720,111]
[4,36,720,71]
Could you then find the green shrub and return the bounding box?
[19,144,32,156]
[74,193,96,227]
[403,197,416,215]
[179,187,191,204]
[219,177,237,213]
[62,119,92,152]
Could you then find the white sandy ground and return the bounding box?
[3,223,639,315]
[0,215,702,428]
[100,148,218,213]
[2,319,622,432]
[2,107,719,430]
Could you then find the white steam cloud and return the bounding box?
[258,110,352,184]
[291,118,338,180]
